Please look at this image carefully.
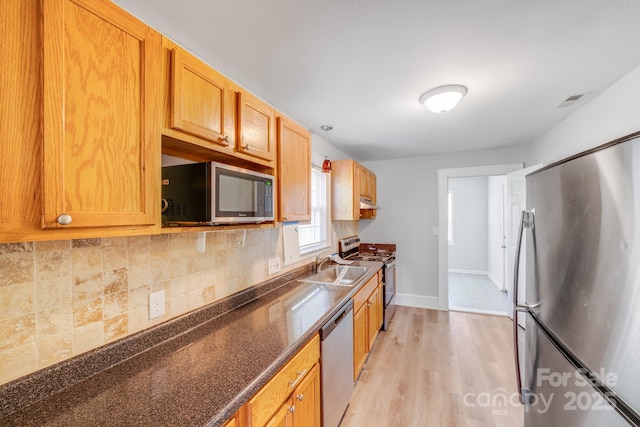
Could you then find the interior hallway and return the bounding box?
[448,273,510,315]
[341,306,523,427]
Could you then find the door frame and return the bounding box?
[437,163,523,310]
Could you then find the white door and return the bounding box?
[505,164,543,327]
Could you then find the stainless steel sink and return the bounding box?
[299,266,368,287]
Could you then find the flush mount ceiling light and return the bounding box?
[419,84,468,113]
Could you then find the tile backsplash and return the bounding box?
[0,222,357,386]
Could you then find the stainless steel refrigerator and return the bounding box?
[513,131,640,426]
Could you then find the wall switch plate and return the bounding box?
[268,257,281,275]
[149,290,166,319]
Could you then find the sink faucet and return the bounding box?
[315,253,333,272]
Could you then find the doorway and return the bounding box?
[447,175,509,316]
[436,163,523,311]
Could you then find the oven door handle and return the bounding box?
[384,260,396,268]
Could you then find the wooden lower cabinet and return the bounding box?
[264,401,292,427]
[223,415,238,427]
[265,363,320,427]
[367,282,383,347]
[353,271,384,381]
[353,304,368,381]
[245,335,320,427]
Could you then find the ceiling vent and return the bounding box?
[555,93,585,109]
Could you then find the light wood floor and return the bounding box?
[341,306,524,427]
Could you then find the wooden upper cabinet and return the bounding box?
[332,160,361,220]
[169,46,235,149]
[237,90,276,162]
[333,160,377,221]
[277,117,311,222]
[1,0,42,234]
[359,165,369,199]
[360,167,377,220]
[42,0,161,229]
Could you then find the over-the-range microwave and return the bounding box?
[161,161,274,225]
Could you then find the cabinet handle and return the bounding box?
[288,405,296,414]
[296,393,304,402]
[220,135,230,145]
[288,369,307,388]
[57,214,72,225]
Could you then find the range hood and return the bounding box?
[359,196,380,210]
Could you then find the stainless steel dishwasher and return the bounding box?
[320,299,354,427]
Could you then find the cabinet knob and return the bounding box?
[242,143,250,151]
[296,393,304,402]
[288,405,296,413]
[57,214,72,225]
[220,135,230,145]
[283,216,288,221]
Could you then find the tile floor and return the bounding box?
[448,272,510,315]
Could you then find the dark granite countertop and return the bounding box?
[1,260,382,427]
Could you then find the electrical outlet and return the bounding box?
[149,290,166,319]
[268,257,281,275]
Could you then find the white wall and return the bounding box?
[359,145,529,308]
[487,175,506,290]
[530,64,640,164]
[448,177,488,272]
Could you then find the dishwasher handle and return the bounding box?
[321,300,354,340]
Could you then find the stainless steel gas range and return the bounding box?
[338,235,396,330]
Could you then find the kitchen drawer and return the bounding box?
[353,273,379,313]
[248,334,320,427]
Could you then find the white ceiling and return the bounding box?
[115,0,640,161]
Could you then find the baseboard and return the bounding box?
[486,272,505,291]
[448,269,487,275]
[396,293,440,310]
[449,306,510,317]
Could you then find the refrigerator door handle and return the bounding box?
[513,210,534,404]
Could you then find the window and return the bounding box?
[299,167,328,252]
[448,190,454,246]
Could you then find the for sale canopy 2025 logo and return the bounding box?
[463,368,618,416]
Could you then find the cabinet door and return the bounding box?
[223,416,238,427]
[368,172,377,203]
[1,0,42,234]
[359,165,368,198]
[353,305,368,381]
[169,47,235,148]
[42,0,161,228]
[265,400,293,427]
[367,287,381,351]
[291,363,320,427]
[368,173,377,219]
[277,117,311,222]
[237,90,276,162]
[353,164,361,219]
